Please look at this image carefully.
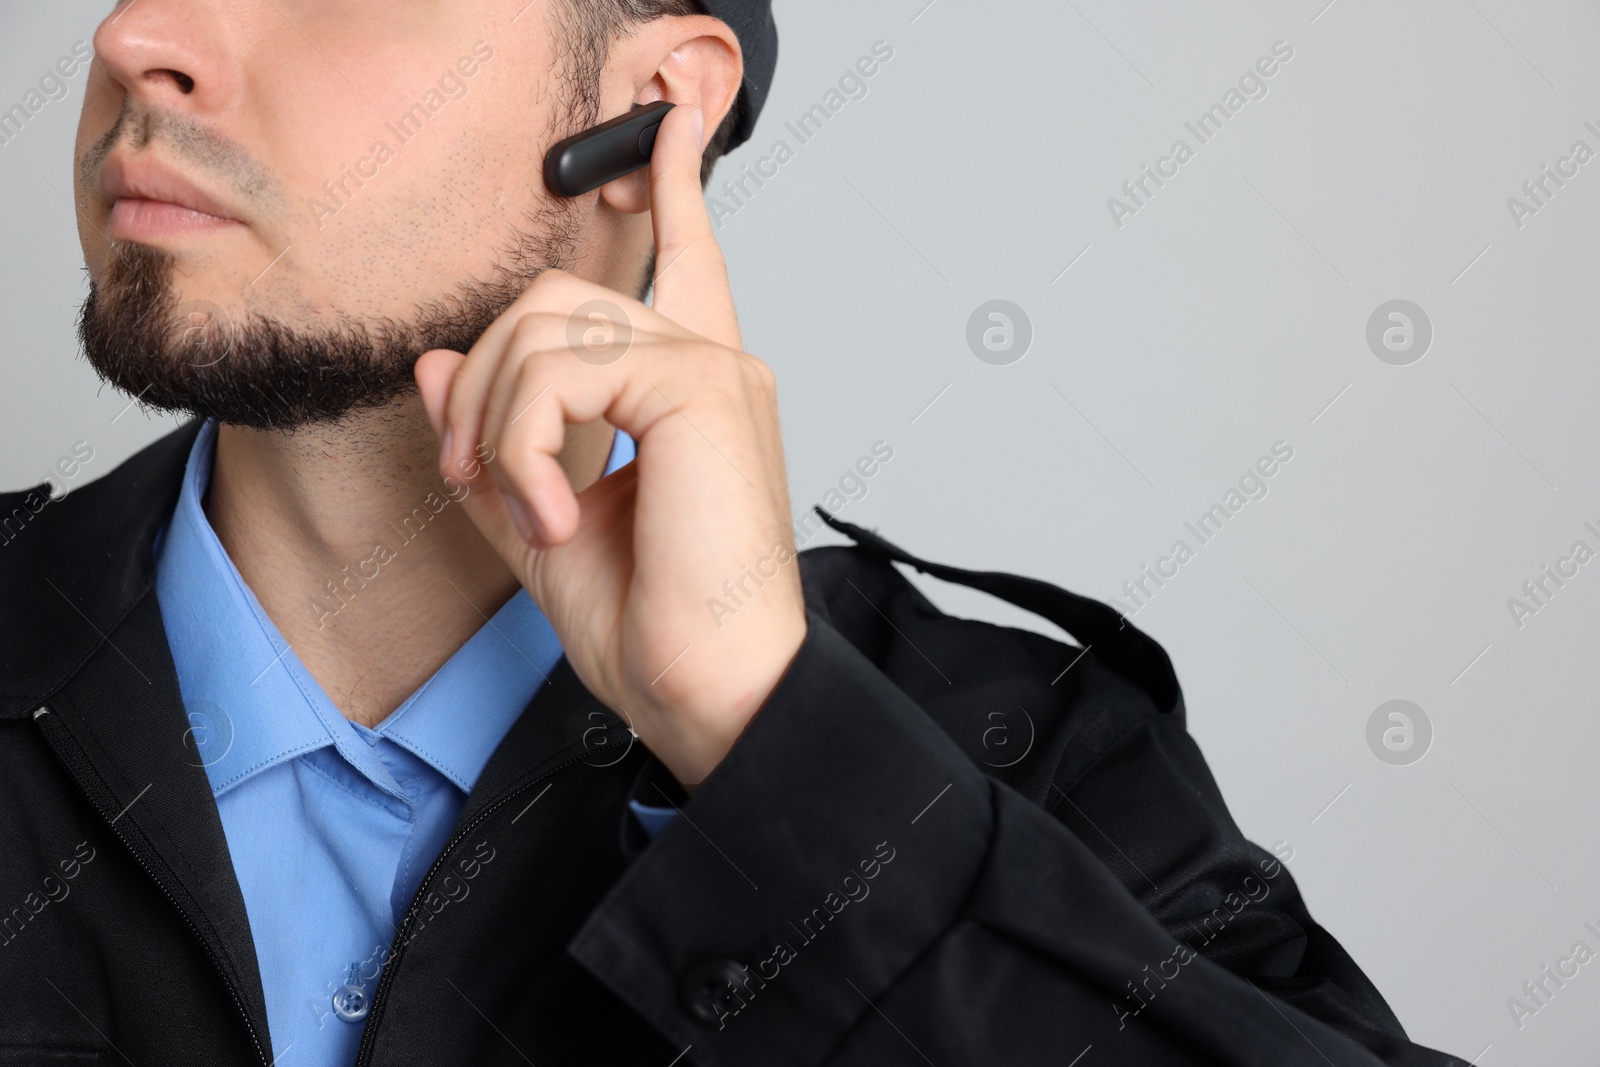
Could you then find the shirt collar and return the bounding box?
[154,417,636,801]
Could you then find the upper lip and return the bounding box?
[101,156,240,222]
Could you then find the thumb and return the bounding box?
[415,348,466,462]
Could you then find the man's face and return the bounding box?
[74,0,600,428]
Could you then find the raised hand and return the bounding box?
[414,104,806,788]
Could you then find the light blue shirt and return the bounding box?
[151,417,669,1067]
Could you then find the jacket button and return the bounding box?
[332,984,370,1022]
[678,958,748,1027]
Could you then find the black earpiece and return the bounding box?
[543,101,676,198]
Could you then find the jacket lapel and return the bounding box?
[0,416,203,719]
[38,591,276,1065]
[4,415,275,1062]
[456,651,632,830]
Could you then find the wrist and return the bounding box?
[642,615,808,788]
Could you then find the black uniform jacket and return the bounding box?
[0,418,1465,1067]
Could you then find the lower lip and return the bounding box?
[108,197,241,240]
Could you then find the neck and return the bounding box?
[203,393,615,728]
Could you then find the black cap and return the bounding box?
[695,0,777,150]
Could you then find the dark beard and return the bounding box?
[76,205,584,431]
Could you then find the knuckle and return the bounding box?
[510,312,561,352]
[504,360,553,422]
[737,350,776,390]
[509,311,542,343]
[706,344,744,380]
[511,354,548,396]
[746,353,776,385]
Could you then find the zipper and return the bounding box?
[33,703,272,1067]
[352,738,628,1067]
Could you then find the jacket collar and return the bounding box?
[0,416,205,720]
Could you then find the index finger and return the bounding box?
[648,104,742,351]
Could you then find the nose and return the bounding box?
[93,0,235,115]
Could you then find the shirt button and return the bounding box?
[678,958,748,1027]
[332,984,370,1023]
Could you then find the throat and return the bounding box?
[203,409,522,727]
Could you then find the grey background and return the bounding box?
[4,0,1597,1061]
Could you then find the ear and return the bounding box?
[598,15,742,215]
